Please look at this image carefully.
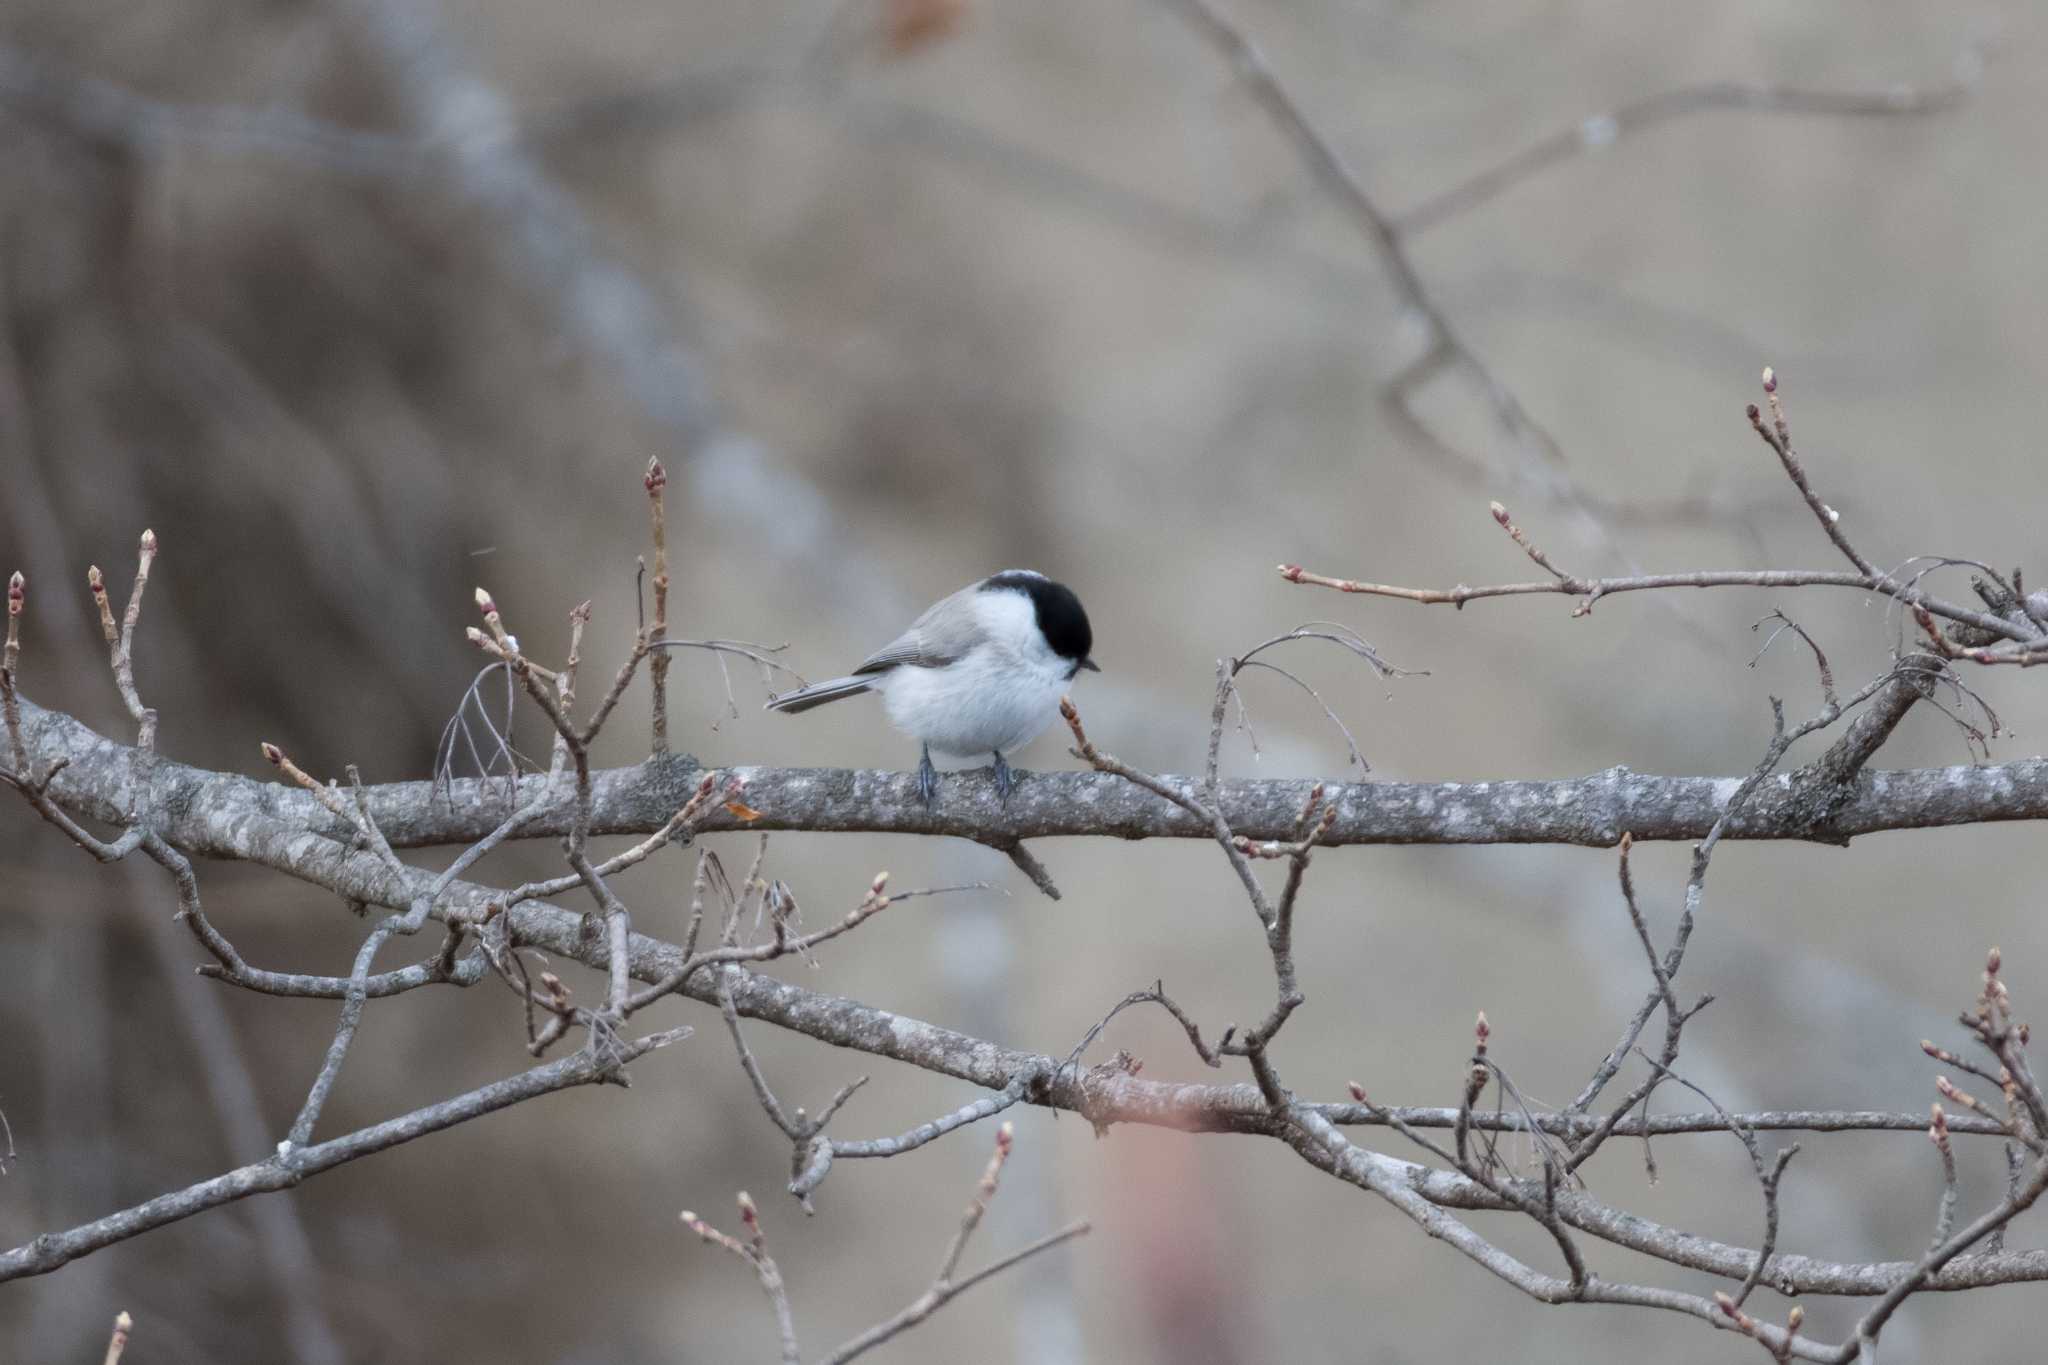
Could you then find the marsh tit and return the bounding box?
[766,570,1098,807]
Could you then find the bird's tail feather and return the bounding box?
[765,676,874,715]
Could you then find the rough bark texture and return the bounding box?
[16,695,2043,856]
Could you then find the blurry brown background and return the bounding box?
[4,0,2047,1360]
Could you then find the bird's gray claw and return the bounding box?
[918,746,939,811]
[992,751,1015,806]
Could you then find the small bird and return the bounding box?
[766,570,1098,807]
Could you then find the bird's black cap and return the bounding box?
[982,570,1096,669]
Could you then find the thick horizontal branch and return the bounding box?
[15,696,2048,855]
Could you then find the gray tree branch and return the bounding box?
[11,693,2039,861]
[0,1030,686,1283]
[10,690,2038,1302]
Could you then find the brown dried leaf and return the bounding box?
[885,0,967,54]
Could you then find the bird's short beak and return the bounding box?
[1080,657,1101,672]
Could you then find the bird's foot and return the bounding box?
[992,750,1015,806]
[918,745,939,811]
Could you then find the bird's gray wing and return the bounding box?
[853,582,982,674]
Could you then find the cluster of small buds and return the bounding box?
[974,1121,1017,1203]
[88,564,118,640]
[1759,367,1794,447]
[258,743,337,802]
[472,587,522,655]
[669,771,727,829]
[1060,695,1109,762]
[1934,1074,1986,1115]
[1711,1289,1801,1346]
[1970,946,2024,1042]
[1712,1290,1754,1330]
[1469,1011,1491,1090]
[1294,782,1337,843]
[678,1206,752,1260]
[737,1190,762,1242]
[1929,1102,1952,1154]
[644,457,668,495]
[4,572,21,673]
[1485,499,1558,568]
[1346,1080,1369,1104]
[848,871,892,926]
[138,528,157,560]
[538,971,572,1010]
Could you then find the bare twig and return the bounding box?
[793,1081,1033,1204]
[1927,1104,1959,1251]
[103,529,160,751]
[1284,371,2041,660]
[991,838,1060,900]
[1220,623,1419,773]
[0,1030,687,1282]
[2,570,23,770]
[646,457,672,756]
[1395,69,1979,236]
[816,1125,1091,1365]
[101,1310,132,1365]
[679,1194,801,1365]
[1281,558,2025,641]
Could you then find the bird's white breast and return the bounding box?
[873,589,1072,758]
